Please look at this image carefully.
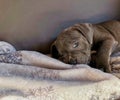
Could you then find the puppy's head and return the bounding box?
[51,23,93,65]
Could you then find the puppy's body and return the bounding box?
[51,20,120,72]
[91,21,120,71]
[93,20,120,48]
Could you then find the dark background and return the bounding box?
[0,0,119,53]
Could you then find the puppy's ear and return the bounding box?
[50,41,59,59]
[74,23,93,44]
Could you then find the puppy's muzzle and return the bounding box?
[68,59,77,65]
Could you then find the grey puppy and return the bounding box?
[51,20,120,72]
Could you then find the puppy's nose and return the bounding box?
[68,59,77,65]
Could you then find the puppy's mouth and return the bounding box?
[68,59,77,65]
[59,56,90,65]
[68,60,90,65]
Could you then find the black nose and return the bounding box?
[68,59,77,65]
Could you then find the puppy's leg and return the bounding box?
[96,39,117,72]
[0,51,75,69]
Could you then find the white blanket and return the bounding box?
[0,41,119,100]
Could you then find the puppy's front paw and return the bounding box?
[95,54,112,73]
[105,65,112,73]
[96,61,111,73]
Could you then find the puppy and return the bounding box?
[51,20,120,72]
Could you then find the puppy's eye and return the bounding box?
[73,42,79,48]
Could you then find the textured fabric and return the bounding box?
[0,41,119,99]
[0,63,120,100]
